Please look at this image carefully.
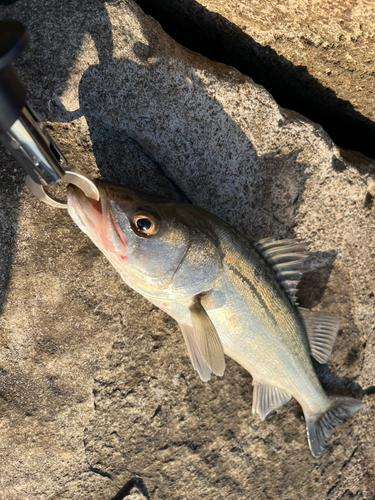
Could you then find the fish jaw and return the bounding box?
[67,184,128,263]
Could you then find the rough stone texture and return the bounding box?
[0,1,374,499]
[149,0,375,122]
[133,0,375,159]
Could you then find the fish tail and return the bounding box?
[304,396,363,458]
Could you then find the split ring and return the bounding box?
[26,171,100,208]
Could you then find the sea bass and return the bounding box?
[67,180,362,457]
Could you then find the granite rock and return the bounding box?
[134,0,375,158]
[0,1,374,499]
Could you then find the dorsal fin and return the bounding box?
[252,381,291,420]
[298,307,339,364]
[254,237,309,304]
[189,296,225,377]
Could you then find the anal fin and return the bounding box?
[298,307,339,364]
[189,296,225,377]
[252,381,291,420]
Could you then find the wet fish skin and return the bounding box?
[67,180,362,457]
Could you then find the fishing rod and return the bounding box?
[0,20,99,206]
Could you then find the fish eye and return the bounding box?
[133,210,159,236]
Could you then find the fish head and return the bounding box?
[67,180,222,299]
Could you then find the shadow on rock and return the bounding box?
[298,251,338,309]
[133,0,375,160]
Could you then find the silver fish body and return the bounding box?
[67,180,362,457]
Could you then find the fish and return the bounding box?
[67,180,362,457]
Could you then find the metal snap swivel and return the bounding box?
[26,171,100,208]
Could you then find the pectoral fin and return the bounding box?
[252,381,291,420]
[179,323,212,382]
[189,296,225,377]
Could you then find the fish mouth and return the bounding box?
[67,182,128,258]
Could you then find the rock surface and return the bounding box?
[0,0,374,499]
[134,0,375,158]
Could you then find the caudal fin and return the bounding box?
[304,397,363,458]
